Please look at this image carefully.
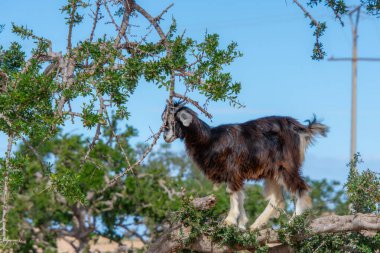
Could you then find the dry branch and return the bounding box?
[147,195,380,253]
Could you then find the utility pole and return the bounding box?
[329,5,380,160]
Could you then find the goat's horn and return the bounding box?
[173,101,186,113]
[177,100,187,107]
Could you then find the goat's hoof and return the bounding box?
[238,224,246,231]
[223,217,237,227]
[249,223,264,231]
[288,213,297,223]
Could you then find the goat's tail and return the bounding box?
[298,115,329,161]
[305,114,329,139]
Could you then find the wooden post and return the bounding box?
[350,6,359,160]
[329,6,380,161]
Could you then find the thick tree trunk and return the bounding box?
[147,196,380,253]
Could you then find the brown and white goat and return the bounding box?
[162,103,328,230]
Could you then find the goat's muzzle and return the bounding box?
[163,127,177,143]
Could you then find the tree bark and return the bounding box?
[147,196,380,253]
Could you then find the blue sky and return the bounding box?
[1,0,379,183]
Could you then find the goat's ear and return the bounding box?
[177,110,193,127]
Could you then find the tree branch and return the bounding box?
[114,0,134,46]
[173,92,213,119]
[147,195,380,253]
[67,0,78,52]
[293,0,318,27]
[1,134,13,242]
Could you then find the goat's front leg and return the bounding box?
[223,186,240,226]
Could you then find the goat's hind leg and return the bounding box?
[288,176,312,217]
[294,190,312,216]
[250,179,285,230]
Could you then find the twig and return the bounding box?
[155,3,174,22]
[293,0,325,59]
[89,0,102,42]
[106,125,165,187]
[103,109,132,168]
[135,2,176,110]
[173,92,212,119]
[121,225,148,245]
[56,57,75,117]
[103,0,120,32]
[158,179,184,200]
[293,0,319,27]
[134,3,171,54]
[82,94,105,163]
[114,0,134,46]
[67,0,78,52]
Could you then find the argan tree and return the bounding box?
[1,0,380,252]
[0,0,242,246]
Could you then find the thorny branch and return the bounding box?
[173,92,213,119]
[89,0,102,42]
[82,94,105,163]
[67,0,78,52]
[103,0,120,31]
[293,0,319,27]
[114,0,134,46]
[106,125,166,187]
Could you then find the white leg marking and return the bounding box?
[224,187,240,226]
[250,180,284,230]
[299,132,312,163]
[295,191,312,215]
[237,190,248,230]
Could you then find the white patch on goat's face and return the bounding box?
[163,128,177,143]
[163,114,178,143]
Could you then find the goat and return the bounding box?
[162,102,329,230]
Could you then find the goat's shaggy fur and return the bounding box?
[162,104,329,229]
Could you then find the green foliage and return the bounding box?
[1,1,243,141]
[276,156,380,252]
[212,226,268,252]
[308,0,347,17]
[305,0,347,59]
[0,41,57,139]
[308,178,348,215]
[175,196,268,252]
[311,22,327,60]
[346,153,380,214]
[60,0,89,26]
[1,4,244,247]
[362,0,380,16]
